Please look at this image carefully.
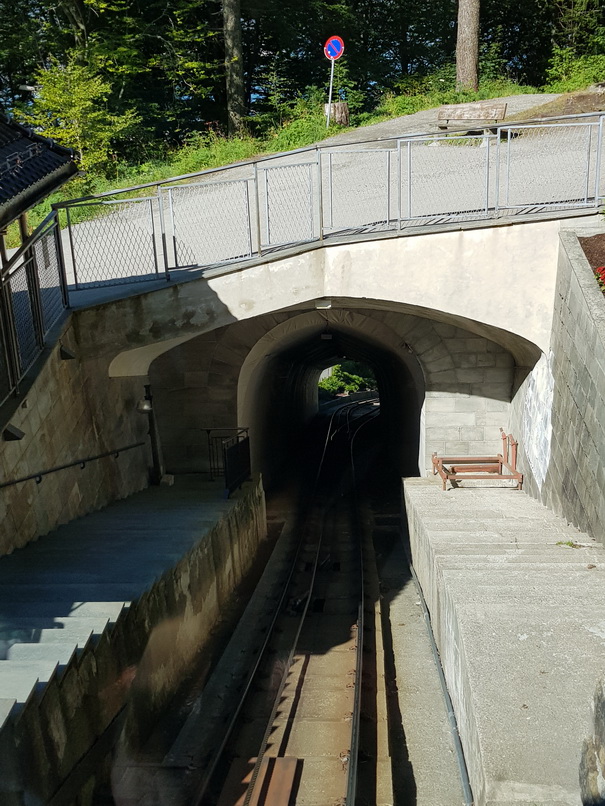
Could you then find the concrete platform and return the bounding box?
[404,478,605,806]
[0,477,233,727]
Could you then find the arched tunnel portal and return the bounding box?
[142,301,539,488]
[236,312,424,484]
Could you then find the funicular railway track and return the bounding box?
[192,398,382,806]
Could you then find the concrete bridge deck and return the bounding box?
[404,477,605,806]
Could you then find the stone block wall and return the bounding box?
[509,229,605,540]
[0,319,150,556]
[150,308,517,479]
[1,478,266,805]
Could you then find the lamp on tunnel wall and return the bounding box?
[137,384,164,485]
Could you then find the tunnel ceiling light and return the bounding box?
[315,299,332,309]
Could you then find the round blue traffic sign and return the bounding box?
[324,35,345,61]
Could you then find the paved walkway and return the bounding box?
[404,477,605,806]
[0,477,233,731]
[319,93,561,147]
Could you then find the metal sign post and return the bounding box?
[324,35,345,128]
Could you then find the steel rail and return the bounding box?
[193,401,355,805]
[241,400,365,806]
[241,503,328,806]
[194,398,380,806]
[343,405,380,804]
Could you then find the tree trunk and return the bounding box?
[455,0,480,91]
[223,0,245,135]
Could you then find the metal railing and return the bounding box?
[0,210,68,407]
[0,441,145,489]
[203,427,251,495]
[51,111,605,289]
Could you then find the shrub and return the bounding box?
[545,48,605,92]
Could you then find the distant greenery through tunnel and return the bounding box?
[318,360,378,399]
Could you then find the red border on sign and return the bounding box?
[324,35,345,60]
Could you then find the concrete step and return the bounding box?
[0,602,128,619]
[0,618,109,660]
[0,661,59,703]
[6,643,78,664]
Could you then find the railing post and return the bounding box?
[317,148,324,241]
[168,188,178,270]
[584,124,593,205]
[505,128,512,208]
[0,276,22,394]
[20,215,45,349]
[65,206,79,289]
[263,168,270,246]
[594,115,604,206]
[245,180,253,257]
[328,152,334,230]
[157,187,170,277]
[53,210,70,309]
[397,139,402,229]
[494,127,502,216]
[485,134,491,217]
[407,140,413,220]
[149,198,160,275]
[386,150,391,226]
[253,163,263,257]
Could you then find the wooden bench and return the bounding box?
[432,428,523,491]
[437,101,507,132]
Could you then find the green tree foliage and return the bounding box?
[16,57,140,173]
[318,362,377,396]
[1,0,604,176]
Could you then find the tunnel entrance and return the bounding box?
[237,318,424,489]
[148,303,520,491]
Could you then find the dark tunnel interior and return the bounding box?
[245,324,424,489]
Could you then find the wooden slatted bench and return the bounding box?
[437,101,507,132]
[432,428,523,491]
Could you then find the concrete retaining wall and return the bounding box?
[0,319,149,556]
[1,477,266,805]
[510,229,605,541]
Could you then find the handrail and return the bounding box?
[0,441,145,489]
[1,210,58,278]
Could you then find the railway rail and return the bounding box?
[157,396,472,806]
[181,398,380,806]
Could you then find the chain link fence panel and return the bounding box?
[403,135,491,224]
[165,178,253,268]
[326,149,393,233]
[69,198,160,287]
[34,227,64,336]
[259,162,315,247]
[0,329,13,407]
[8,263,38,373]
[499,123,599,210]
